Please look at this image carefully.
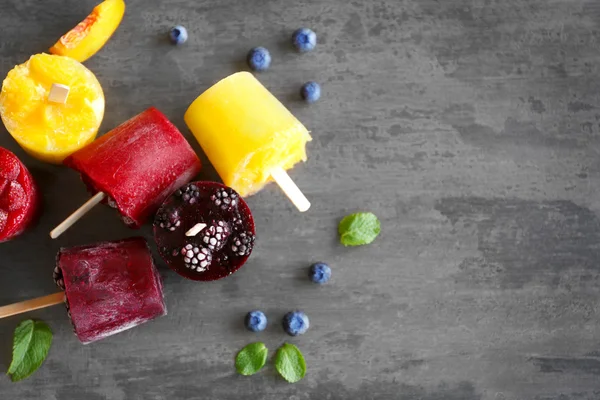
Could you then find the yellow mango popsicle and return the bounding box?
[0,54,104,164]
[184,72,312,208]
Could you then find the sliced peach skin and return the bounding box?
[49,0,126,62]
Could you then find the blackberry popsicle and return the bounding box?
[154,181,256,281]
[0,237,166,344]
[50,107,201,238]
[185,72,312,212]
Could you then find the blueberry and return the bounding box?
[245,310,267,332]
[309,262,331,284]
[247,47,271,72]
[282,311,309,336]
[301,81,321,103]
[292,28,317,52]
[169,26,188,45]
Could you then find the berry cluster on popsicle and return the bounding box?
[0,0,316,346]
[154,181,256,281]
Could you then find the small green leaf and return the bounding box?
[235,342,268,376]
[7,320,53,382]
[338,212,381,246]
[274,343,306,383]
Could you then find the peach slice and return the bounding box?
[49,0,125,62]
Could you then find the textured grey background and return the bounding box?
[1,0,600,398]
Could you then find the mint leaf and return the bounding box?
[7,320,52,382]
[338,212,381,246]
[274,343,306,383]
[235,342,268,376]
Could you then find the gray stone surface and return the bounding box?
[1,0,600,398]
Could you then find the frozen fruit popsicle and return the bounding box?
[55,237,166,344]
[0,238,166,345]
[0,54,105,164]
[0,147,39,242]
[154,181,256,281]
[51,107,202,238]
[184,72,312,212]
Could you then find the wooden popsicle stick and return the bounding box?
[270,167,311,212]
[0,292,64,319]
[185,223,207,237]
[50,192,106,239]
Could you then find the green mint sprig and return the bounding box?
[7,320,53,382]
[338,212,381,246]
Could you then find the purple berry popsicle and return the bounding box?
[53,237,166,344]
[153,181,256,281]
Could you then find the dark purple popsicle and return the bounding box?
[153,181,256,281]
[54,237,166,344]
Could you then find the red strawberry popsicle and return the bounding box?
[0,147,39,242]
[54,237,166,344]
[154,181,256,281]
[52,107,201,238]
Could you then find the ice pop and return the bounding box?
[51,107,202,238]
[0,53,105,164]
[55,237,166,344]
[184,72,312,211]
[0,147,39,242]
[0,238,166,344]
[154,181,256,281]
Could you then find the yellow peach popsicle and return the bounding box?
[184,72,312,211]
[0,54,104,164]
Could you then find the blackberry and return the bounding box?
[230,232,255,257]
[176,184,201,204]
[181,244,212,272]
[232,216,244,230]
[53,266,64,290]
[211,188,238,210]
[202,221,231,251]
[155,209,181,231]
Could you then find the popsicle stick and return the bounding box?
[50,192,106,239]
[0,292,64,319]
[270,167,311,212]
[185,223,207,237]
[48,83,70,104]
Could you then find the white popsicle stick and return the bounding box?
[50,192,106,239]
[185,223,207,237]
[48,83,70,104]
[270,167,311,212]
